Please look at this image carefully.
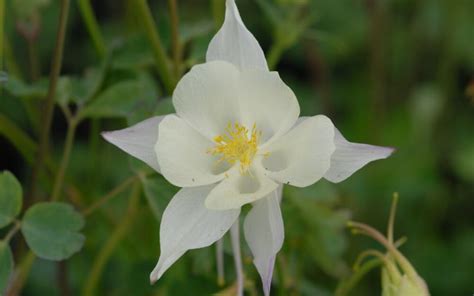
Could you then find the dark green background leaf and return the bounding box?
[0,171,23,229]
[21,202,85,261]
[0,242,14,293]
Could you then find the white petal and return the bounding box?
[205,165,279,210]
[206,0,268,71]
[150,185,240,284]
[155,114,228,187]
[262,115,335,187]
[172,61,240,140]
[324,128,395,183]
[102,116,164,172]
[244,189,284,296]
[239,70,300,144]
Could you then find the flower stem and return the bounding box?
[230,222,244,296]
[27,37,40,81]
[27,0,71,204]
[77,0,106,57]
[82,182,141,296]
[387,192,399,244]
[7,251,36,295]
[216,238,225,286]
[347,221,419,280]
[211,0,225,30]
[51,118,78,202]
[0,0,5,71]
[267,40,285,70]
[168,0,181,79]
[82,174,138,216]
[134,0,175,94]
[335,258,381,296]
[3,220,21,243]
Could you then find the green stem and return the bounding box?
[267,41,285,70]
[7,251,36,295]
[28,0,71,203]
[82,174,138,216]
[0,0,4,71]
[27,37,40,81]
[276,256,286,296]
[387,193,399,245]
[77,0,106,57]
[3,220,21,243]
[82,182,141,296]
[10,2,71,293]
[51,119,78,202]
[211,0,225,30]
[134,0,175,94]
[4,36,23,78]
[347,221,419,280]
[335,258,382,296]
[168,0,181,79]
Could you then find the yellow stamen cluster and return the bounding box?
[209,122,260,174]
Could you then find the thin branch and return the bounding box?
[27,0,71,204]
[230,222,244,296]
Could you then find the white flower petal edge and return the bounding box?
[150,185,240,284]
[156,114,228,187]
[262,115,336,187]
[101,116,164,173]
[324,128,395,183]
[206,0,268,71]
[244,188,284,296]
[205,164,279,210]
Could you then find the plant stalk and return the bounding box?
[27,0,71,204]
[77,0,106,57]
[134,0,175,94]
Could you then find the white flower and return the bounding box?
[102,0,394,294]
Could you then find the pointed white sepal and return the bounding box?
[324,128,395,183]
[102,116,165,173]
[244,188,284,296]
[150,185,240,284]
[206,0,268,71]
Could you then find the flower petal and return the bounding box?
[324,128,395,183]
[261,115,335,187]
[206,0,268,71]
[239,70,300,144]
[156,114,229,187]
[172,61,240,140]
[102,116,164,172]
[150,185,240,284]
[205,164,279,210]
[243,189,284,296]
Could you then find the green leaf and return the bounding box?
[140,175,178,220]
[21,202,85,261]
[0,242,14,293]
[3,76,48,99]
[81,74,158,121]
[0,171,23,229]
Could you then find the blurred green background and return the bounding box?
[1,0,473,295]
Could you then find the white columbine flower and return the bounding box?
[102,0,394,294]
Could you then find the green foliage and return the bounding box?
[81,73,158,122]
[0,171,22,228]
[0,242,14,293]
[21,202,85,261]
[140,175,178,220]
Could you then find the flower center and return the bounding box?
[209,122,260,174]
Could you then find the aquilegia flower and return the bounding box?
[102,0,394,294]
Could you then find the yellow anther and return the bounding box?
[209,122,260,174]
